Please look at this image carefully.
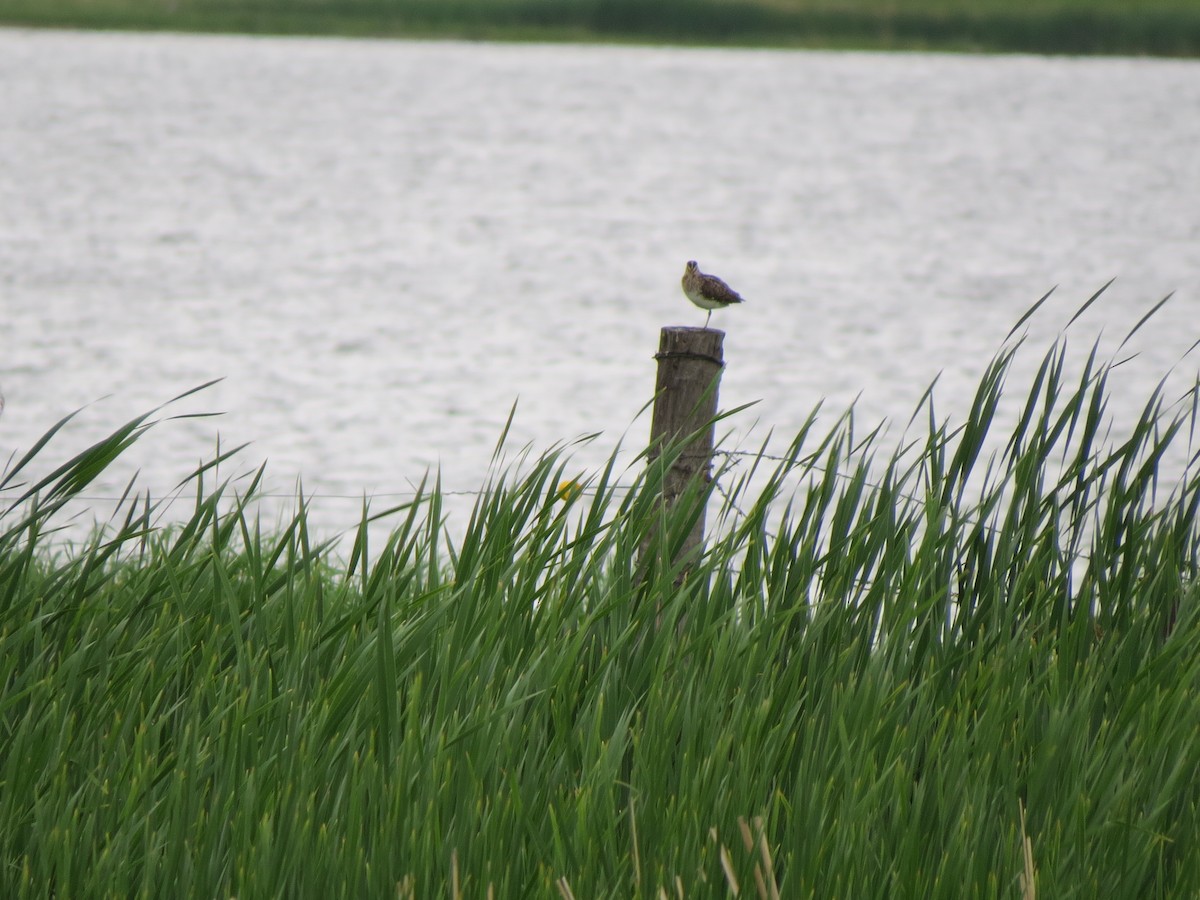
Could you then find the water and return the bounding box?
[3,28,1199,532]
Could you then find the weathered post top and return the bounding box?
[655,326,726,361]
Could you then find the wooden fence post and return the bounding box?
[644,326,725,577]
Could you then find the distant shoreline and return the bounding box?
[2,0,1200,57]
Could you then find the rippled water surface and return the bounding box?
[3,28,1199,527]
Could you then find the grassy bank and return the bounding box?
[2,0,1200,55]
[4,318,1200,897]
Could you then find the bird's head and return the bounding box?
[685,260,698,272]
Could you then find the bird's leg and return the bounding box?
[704,310,712,329]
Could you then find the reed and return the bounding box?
[3,312,1200,897]
[2,0,1200,56]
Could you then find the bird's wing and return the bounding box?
[701,274,744,303]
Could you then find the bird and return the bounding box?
[681,260,745,328]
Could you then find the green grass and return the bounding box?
[4,307,1200,897]
[3,0,1200,55]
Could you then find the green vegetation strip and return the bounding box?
[4,306,1200,896]
[3,0,1200,55]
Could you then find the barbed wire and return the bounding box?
[17,485,641,505]
[6,443,1196,579]
[8,440,1195,515]
[0,446,853,510]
